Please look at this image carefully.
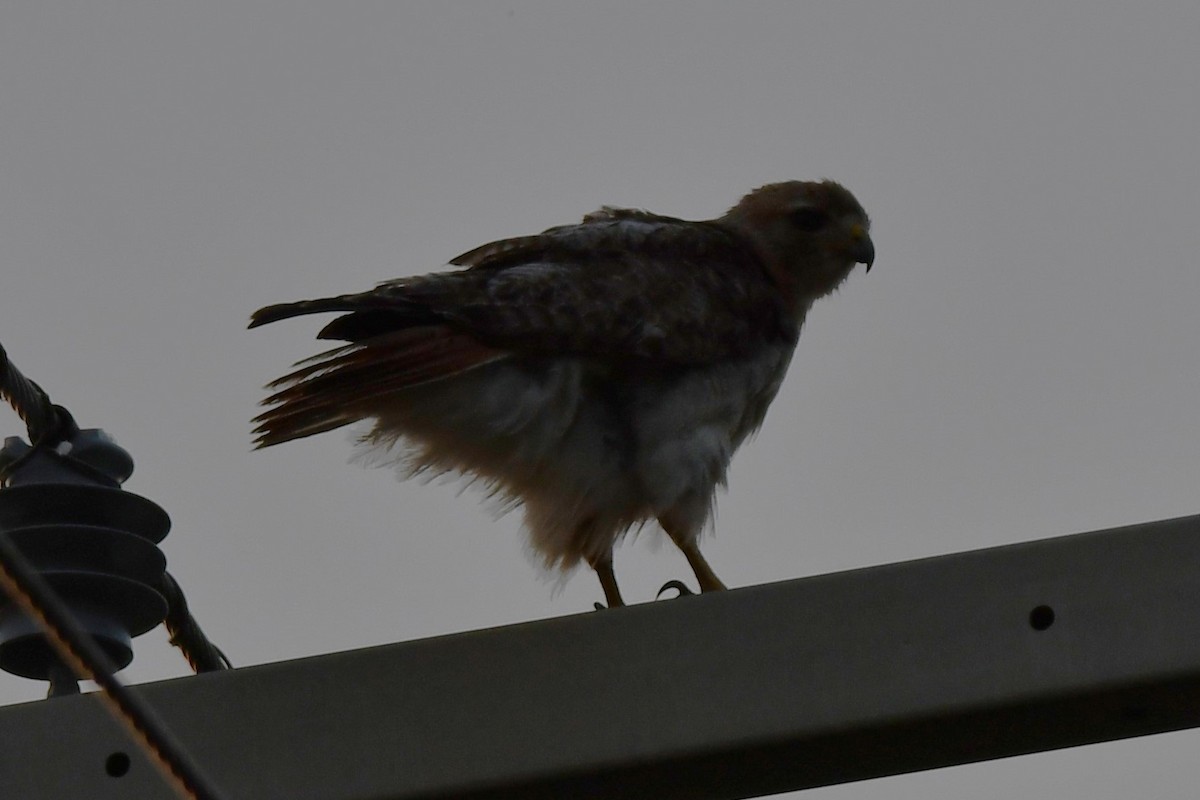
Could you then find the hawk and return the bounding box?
[251,180,873,607]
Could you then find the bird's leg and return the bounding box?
[678,541,727,593]
[661,517,727,594]
[589,552,625,609]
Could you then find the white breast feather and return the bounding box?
[357,341,796,569]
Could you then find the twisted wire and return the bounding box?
[159,572,232,673]
[0,344,59,443]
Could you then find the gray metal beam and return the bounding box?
[3,515,1200,800]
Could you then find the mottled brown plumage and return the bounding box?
[251,180,873,607]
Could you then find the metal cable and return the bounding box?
[0,342,230,800]
[0,344,59,444]
[159,572,232,673]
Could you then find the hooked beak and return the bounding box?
[848,224,874,272]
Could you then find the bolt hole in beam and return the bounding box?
[1029,604,1056,631]
[104,752,130,778]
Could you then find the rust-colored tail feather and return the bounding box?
[253,326,506,448]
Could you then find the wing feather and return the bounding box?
[386,215,795,363]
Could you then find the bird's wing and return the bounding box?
[363,213,796,364]
[251,213,796,447]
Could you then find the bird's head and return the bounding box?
[718,180,873,314]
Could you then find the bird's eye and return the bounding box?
[787,207,828,232]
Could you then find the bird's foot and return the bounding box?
[656,579,696,600]
[594,580,696,608]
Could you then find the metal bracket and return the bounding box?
[2,515,1198,799]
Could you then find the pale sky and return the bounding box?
[1,3,1198,798]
